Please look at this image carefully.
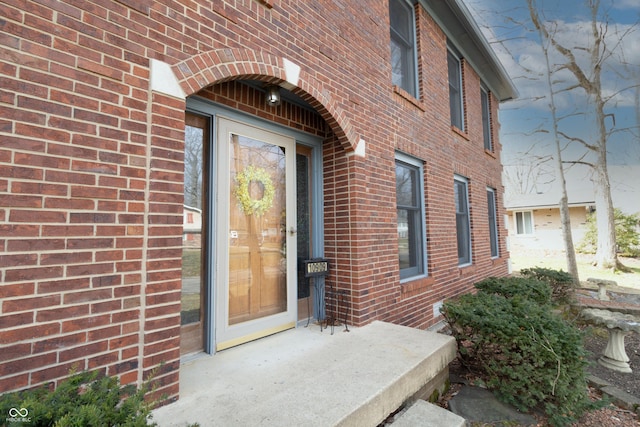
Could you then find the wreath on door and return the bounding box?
[234,165,275,216]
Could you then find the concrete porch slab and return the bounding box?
[152,320,457,427]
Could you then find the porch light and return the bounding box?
[266,85,281,107]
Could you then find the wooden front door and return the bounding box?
[215,117,297,350]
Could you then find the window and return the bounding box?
[515,211,534,235]
[390,0,418,98]
[396,153,426,279]
[448,49,464,130]
[487,188,499,258]
[481,87,492,151]
[454,176,471,265]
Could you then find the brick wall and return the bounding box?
[0,0,510,400]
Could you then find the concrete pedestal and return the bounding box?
[599,329,632,373]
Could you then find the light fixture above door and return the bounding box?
[265,85,281,107]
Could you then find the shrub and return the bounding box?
[519,267,576,305]
[474,276,551,305]
[578,208,640,257]
[442,277,598,426]
[0,370,157,427]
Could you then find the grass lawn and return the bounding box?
[182,248,202,277]
[510,253,640,291]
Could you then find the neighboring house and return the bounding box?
[506,193,594,255]
[505,164,640,257]
[0,0,516,403]
[182,206,202,248]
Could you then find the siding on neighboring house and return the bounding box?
[508,206,591,255]
[0,0,515,402]
[504,163,640,259]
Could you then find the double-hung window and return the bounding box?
[396,153,426,279]
[454,176,471,265]
[390,0,418,98]
[515,211,534,235]
[487,188,499,258]
[481,86,492,151]
[448,48,464,130]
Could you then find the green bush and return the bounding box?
[442,277,598,427]
[0,370,157,427]
[474,276,552,305]
[519,267,576,305]
[578,208,640,257]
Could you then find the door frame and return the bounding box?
[185,96,324,355]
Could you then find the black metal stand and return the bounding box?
[301,258,349,334]
[324,286,350,334]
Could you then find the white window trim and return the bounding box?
[396,151,427,282]
[514,210,535,236]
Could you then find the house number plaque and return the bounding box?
[303,258,330,278]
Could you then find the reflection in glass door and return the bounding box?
[216,117,297,350]
[181,113,208,355]
[228,134,287,324]
[296,145,313,321]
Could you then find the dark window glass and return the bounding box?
[455,177,471,265]
[448,50,464,130]
[481,88,492,151]
[396,159,425,279]
[487,188,499,258]
[390,0,417,97]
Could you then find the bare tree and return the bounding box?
[503,152,553,198]
[525,0,637,270]
[526,0,580,282]
[184,125,203,209]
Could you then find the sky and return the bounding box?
[464,0,640,204]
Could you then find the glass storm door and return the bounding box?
[216,117,297,350]
[181,112,209,356]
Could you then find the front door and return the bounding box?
[216,117,297,350]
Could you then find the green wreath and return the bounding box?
[234,165,275,216]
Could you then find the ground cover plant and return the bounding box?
[0,370,156,427]
[442,275,601,427]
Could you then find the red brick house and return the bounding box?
[0,0,516,403]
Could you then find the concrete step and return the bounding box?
[391,400,466,427]
[153,321,457,427]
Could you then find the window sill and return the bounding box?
[458,263,476,277]
[451,125,470,140]
[393,85,425,111]
[400,275,433,299]
[484,148,496,158]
